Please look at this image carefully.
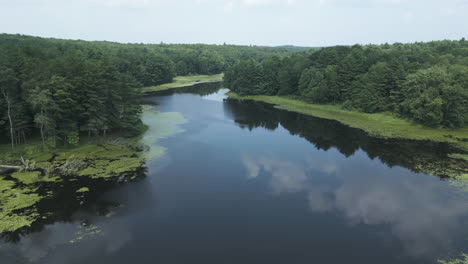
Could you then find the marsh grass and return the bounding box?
[227,93,468,151]
[141,73,224,94]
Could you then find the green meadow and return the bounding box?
[142,73,224,94]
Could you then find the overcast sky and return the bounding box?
[1,0,467,46]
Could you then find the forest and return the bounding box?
[224,39,468,128]
[0,34,296,147]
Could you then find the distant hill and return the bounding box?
[274,45,321,51]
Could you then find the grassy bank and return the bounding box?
[227,93,468,152]
[142,73,224,94]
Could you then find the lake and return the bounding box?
[1,83,468,264]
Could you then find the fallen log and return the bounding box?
[0,165,21,170]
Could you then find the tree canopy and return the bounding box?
[225,40,468,128]
[0,34,300,147]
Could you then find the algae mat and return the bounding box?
[140,105,187,160]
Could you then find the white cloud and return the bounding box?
[243,0,273,5]
[224,1,235,12]
[241,0,298,6]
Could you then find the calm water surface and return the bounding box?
[2,84,468,264]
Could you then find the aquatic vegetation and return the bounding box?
[76,187,90,193]
[439,253,468,264]
[0,105,187,235]
[449,154,468,162]
[10,171,41,185]
[0,179,42,232]
[141,74,224,94]
[105,157,142,174]
[69,223,103,244]
[140,105,187,159]
[412,158,468,179]
[0,143,143,234]
[450,167,468,192]
[78,156,144,179]
[0,212,40,234]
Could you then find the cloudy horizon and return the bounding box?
[1,0,467,46]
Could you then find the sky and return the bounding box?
[0,0,467,46]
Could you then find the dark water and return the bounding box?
[2,84,468,264]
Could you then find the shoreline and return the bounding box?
[0,105,186,234]
[227,92,468,153]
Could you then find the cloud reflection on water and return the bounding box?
[241,152,468,257]
[0,213,134,264]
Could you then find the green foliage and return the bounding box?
[299,65,340,103]
[0,36,142,143]
[225,40,468,128]
[401,65,468,127]
[0,34,300,143]
[439,253,468,264]
[67,131,80,146]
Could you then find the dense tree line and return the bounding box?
[0,34,297,147]
[225,39,468,128]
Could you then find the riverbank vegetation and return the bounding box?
[227,92,468,151]
[142,73,224,94]
[0,34,300,148]
[0,140,146,234]
[225,40,468,132]
[0,105,186,236]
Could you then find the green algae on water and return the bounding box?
[439,253,468,264]
[69,223,103,244]
[0,178,42,233]
[140,105,187,160]
[0,143,144,234]
[76,187,90,193]
[449,154,468,162]
[10,171,41,185]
